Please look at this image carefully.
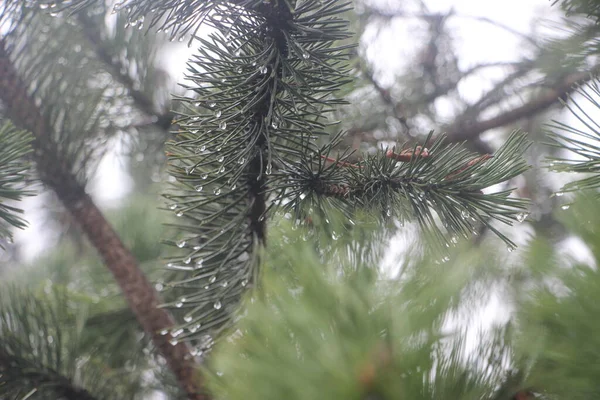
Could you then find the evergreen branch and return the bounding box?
[560,0,600,20]
[0,122,33,243]
[76,12,174,130]
[0,39,204,400]
[0,287,128,400]
[40,0,241,41]
[446,66,600,143]
[206,223,513,400]
[278,131,531,249]
[546,79,600,194]
[162,0,353,345]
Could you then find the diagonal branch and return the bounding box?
[76,13,174,130]
[0,38,205,400]
[446,66,600,143]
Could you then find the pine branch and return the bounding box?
[206,222,513,400]
[277,131,531,249]
[0,122,33,243]
[0,287,131,400]
[0,38,204,400]
[76,12,174,130]
[155,0,354,347]
[547,79,600,194]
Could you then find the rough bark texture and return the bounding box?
[0,39,205,400]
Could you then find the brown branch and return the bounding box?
[0,39,205,400]
[446,66,600,143]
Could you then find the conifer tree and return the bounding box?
[1,0,600,399]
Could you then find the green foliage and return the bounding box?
[159,0,355,345]
[560,0,600,20]
[277,130,531,250]
[547,81,600,194]
[4,1,545,399]
[514,196,600,399]
[206,221,513,400]
[0,1,172,185]
[0,286,147,400]
[0,122,33,242]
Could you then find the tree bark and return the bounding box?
[0,39,205,400]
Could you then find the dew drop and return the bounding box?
[184,315,193,323]
[238,157,246,164]
[271,119,279,129]
[196,259,204,267]
[235,66,243,73]
[170,338,179,345]
[555,191,564,197]
[241,279,249,287]
[208,102,216,108]
[200,145,207,152]
[284,213,292,220]
[209,275,217,284]
[259,65,267,74]
[155,283,164,291]
[516,212,528,223]
[561,204,570,210]
[184,257,191,264]
[218,156,225,163]
[221,281,228,287]
[195,185,203,192]
[213,301,222,310]
[169,204,178,210]
[175,301,183,308]
[219,121,227,130]
[176,211,184,217]
[265,163,272,175]
[331,231,340,240]
[461,210,469,219]
[507,246,515,253]
[214,188,221,195]
[177,240,186,248]
[160,329,169,336]
[215,110,222,118]
[218,166,225,173]
[302,51,310,60]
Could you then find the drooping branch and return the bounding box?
[0,38,204,400]
[162,0,353,343]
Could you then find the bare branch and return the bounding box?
[446,66,600,143]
